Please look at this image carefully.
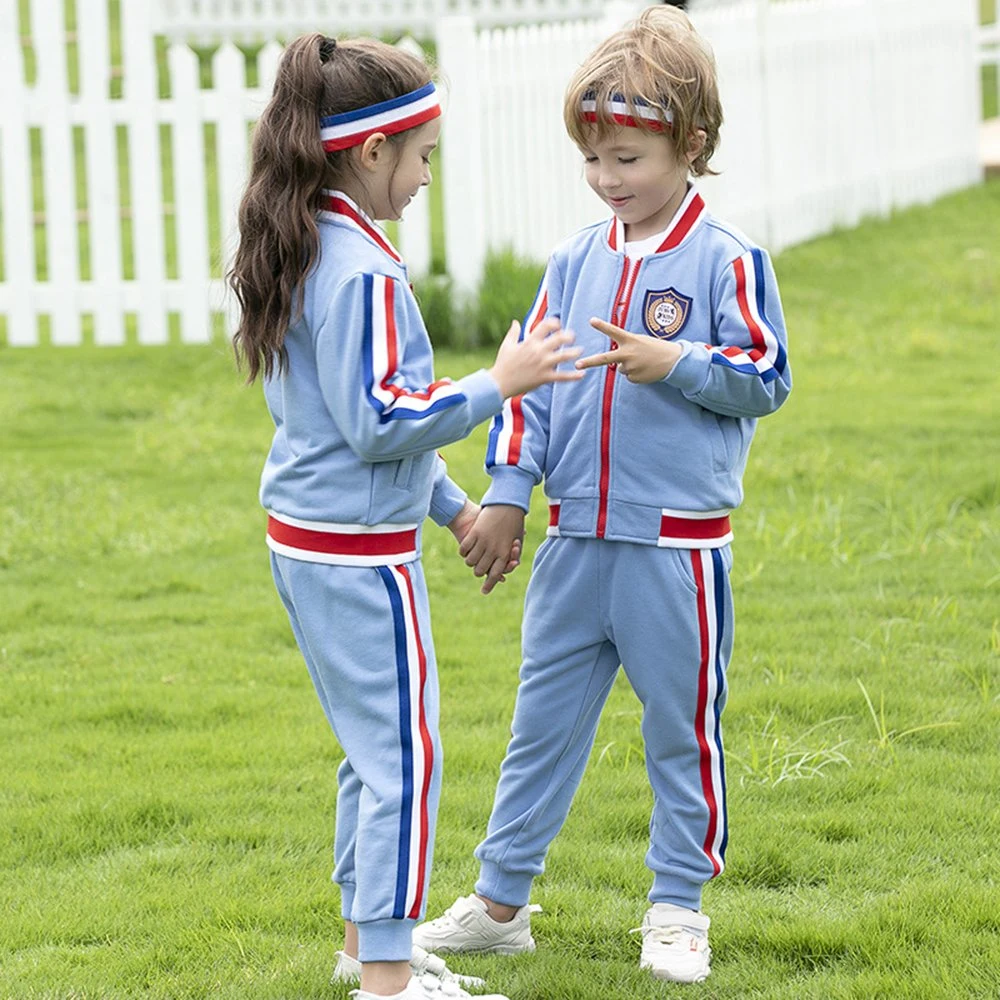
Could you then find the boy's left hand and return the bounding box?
[577,318,683,383]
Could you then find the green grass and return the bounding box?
[2,190,1000,1000]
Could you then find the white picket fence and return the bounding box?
[0,0,983,346]
[152,0,611,43]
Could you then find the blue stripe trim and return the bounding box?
[320,82,437,128]
[363,274,466,424]
[749,248,787,374]
[484,413,502,468]
[710,548,729,862]
[380,396,464,423]
[377,566,414,919]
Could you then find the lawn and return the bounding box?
[1,180,999,1000]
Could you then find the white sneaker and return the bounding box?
[412,894,538,955]
[333,945,485,989]
[348,970,509,999]
[635,903,711,983]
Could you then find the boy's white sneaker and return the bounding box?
[412,894,538,955]
[348,971,509,999]
[635,903,711,983]
[332,945,485,989]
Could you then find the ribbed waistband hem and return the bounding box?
[546,500,733,549]
[266,511,419,566]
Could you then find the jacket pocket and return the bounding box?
[392,456,414,489]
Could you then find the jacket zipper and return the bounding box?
[596,255,642,538]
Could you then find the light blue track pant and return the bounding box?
[474,537,733,912]
[271,552,442,962]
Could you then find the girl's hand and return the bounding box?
[447,500,481,546]
[577,318,684,383]
[488,318,583,400]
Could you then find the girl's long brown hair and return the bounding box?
[229,34,432,382]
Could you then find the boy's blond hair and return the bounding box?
[563,6,722,177]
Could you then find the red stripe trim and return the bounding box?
[656,193,705,253]
[267,517,416,556]
[660,514,731,541]
[596,260,638,538]
[506,289,547,466]
[548,504,560,528]
[608,218,618,251]
[733,257,766,353]
[580,111,667,132]
[322,105,442,152]
[399,565,433,919]
[322,195,402,262]
[691,552,722,877]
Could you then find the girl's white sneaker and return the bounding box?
[635,903,711,983]
[349,970,509,999]
[333,945,485,989]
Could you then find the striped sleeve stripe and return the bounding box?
[486,277,548,468]
[731,250,787,374]
[364,274,466,422]
[691,549,729,877]
[378,564,434,920]
[708,344,780,383]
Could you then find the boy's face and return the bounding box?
[579,125,693,243]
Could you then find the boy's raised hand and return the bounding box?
[458,504,527,595]
[577,318,684,383]
[488,318,583,400]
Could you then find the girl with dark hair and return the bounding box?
[230,33,580,1000]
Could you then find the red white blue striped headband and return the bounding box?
[320,82,441,152]
[580,92,673,131]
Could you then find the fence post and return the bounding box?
[0,1,35,344]
[34,0,79,344]
[755,0,775,249]
[121,0,168,344]
[395,35,433,277]
[436,16,486,296]
[78,0,125,345]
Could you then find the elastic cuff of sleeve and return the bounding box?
[482,466,535,512]
[458,368,505,426]
[662,340,710,394]
[429,478,468,527]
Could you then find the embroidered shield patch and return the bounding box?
[642,287,692,339]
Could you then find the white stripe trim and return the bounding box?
[368,274,465,417]
[698,550,726,874]
[388,564,428,917]
[266,536,417,567]
[581,97,673,126]
[661,506,732,520]
[320,90,440,145]
[658,531,733,550]
[267,510,418,534]
[739,251,781,368]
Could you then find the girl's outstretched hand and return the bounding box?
[488,318,583,400]
[577,318,683,383]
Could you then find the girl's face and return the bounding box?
[579,125,697,242]
[367,118,441,222]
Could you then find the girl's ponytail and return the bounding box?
[230,34,334,383]
[230,34,434,383]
